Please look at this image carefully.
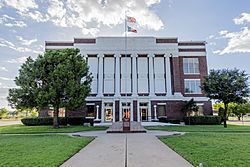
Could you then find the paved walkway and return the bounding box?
[0,120,21,126]
[61,130,193,167]
[228,120,250,126]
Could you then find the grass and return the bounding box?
[150,124,250,166]
[146,124,250,132]
[160,133,250,167]
[0,135,94,167]
[0,124,108,134]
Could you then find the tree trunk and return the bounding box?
[238,116,241,121]
[53,106,59,128]
[223,103,228,128]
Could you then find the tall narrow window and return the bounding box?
[184,79,201,94]
[183,58,199,74]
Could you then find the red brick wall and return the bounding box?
[115,100,119,121]
[173,56,208,97]
[172,57,182,93]
[151,100,185,120]
[133,100,137,122]
[151,100,212,120]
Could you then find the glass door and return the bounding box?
[105,108,113,122]
[104,103,113,122]
[122,107,130,119]
[122,102,131,120]
[139,103,148,121]
[140,108,148,121]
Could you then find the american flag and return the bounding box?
[126,16,136,23]
[127,26,137,33]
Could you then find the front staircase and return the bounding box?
[106,121,147,133]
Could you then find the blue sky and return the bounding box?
[0,0,250,108]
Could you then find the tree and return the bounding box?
[8,48,92,128]
[0,108,8,119]
[201,69,249,128]
[214,102,236,119]
[181,98,199,125]
[232,102,250,121]
[181,98,199,116]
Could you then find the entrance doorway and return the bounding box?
[122,102,131,120]
[139,102,148,121]
[140,108,148,121]
[105,108,113,122]
[123,108,130,119]
[104,103,113,122]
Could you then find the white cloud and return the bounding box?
[13,0,163,36]
[145,0,161,6]
[0,37,42,54]
[234,13,250,25]
[0,67,8,72]
[4,21,27,27]
[0,38,15,47]
[2,0,164,36]
[6,56,28,64]
[16,36,37,45]
[217,27,250,55]
[17,11,49,23]
[209,42,216,46]
[208,35,215,39]
[219,30,228,36]
[0,14,27,28]
[0,77,14,81]
[2,14,15,20]
[212,50,221,54]
[3,0,38,12]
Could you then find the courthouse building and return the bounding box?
[44,37,212,122]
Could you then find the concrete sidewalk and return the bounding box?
[0,120,21,126]
[61,131,193,167]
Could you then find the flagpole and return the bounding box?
[124,10,128,120]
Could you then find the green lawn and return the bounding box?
[149,125,250,167]
[146,124,250,132]
[160,133,250,167]
[0,124,108,134]
[0,135,94,167]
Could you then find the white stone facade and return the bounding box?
[45,37,212,122]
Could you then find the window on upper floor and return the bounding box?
[183,58,199,74]
[184,79,201,94]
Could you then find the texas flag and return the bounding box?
[127,26,137,33]
[126,16,136,23]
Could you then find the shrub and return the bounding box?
[184,116,221,125]
[21,117,93,126]
[158,116,181,124]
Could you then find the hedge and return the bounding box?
[158,116,181,124]
[184,115,221,125]
[21,117,94,126]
